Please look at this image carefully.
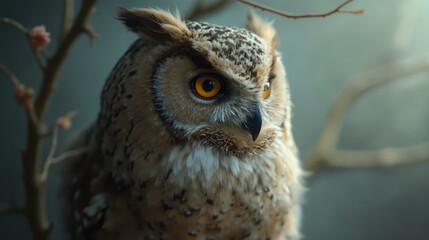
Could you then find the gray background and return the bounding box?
[1,0,429,239]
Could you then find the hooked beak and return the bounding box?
[241,101,262,141]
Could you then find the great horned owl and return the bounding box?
[63,7,303,240]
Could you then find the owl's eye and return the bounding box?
[192,74,223,99]
[262,82,271,99]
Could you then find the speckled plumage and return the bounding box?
[63,8,303,240]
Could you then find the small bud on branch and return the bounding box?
[29,26,51,50]
[57,111,77,130]
[15,85,34,110]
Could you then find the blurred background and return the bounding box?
[1,0,429,239]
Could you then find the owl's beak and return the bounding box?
[242,101,262,141]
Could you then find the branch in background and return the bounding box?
[186,0,232,20]
[0,18,50,68]
[35,0,97,119]
[0,202,25,215]
[82,24,98,46]
[237,0,364,19]
[1,0,97,239]
[327,142,429,168]
[41,126,59,182]
[52,147,88,164]
[0,17,28,33]
[41,111,78,182]
[0,63,37,125]
[0,63,20,87]
[60,0,74,41]
[305,55,429,172]
[28,26,50,68]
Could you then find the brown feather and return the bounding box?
[247,12,279,49]
[117,7,191,43]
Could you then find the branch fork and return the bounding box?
[0,1,97,240]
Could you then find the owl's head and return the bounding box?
[103,8,292,157]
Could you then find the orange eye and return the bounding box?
[193,75,222,99]
[262,82,271,99]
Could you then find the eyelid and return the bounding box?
[191,72,223,82]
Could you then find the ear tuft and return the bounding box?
[247,12,278,49]
[117,7,191,43]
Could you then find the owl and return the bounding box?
[62,7,303,240]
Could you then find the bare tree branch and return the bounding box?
[11,1,98,239]
[52,147,88,164]
[0,18,46,69]
[41,126,59,182]
[0,64,39,130]
[327,142,429,168]
[186,0,232,20]
[0,202,25,215]
[29,42,47,70]
[0,17,28,33]
[305,55,429,172]
[35,0,97,119]
[7,4,99,234]
[60,0,74,41]
[237,0,364,19]
[41,110,80,182]
[0,63,20,87]
[83,24,97,46]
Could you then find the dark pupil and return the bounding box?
[202,79,214,92]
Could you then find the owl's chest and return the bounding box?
[104,144,298,239]
[116,178,292,240]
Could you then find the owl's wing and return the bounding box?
[61,125,108,239]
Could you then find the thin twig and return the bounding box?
[0,63,21,87]
[0,17,29,33]
[237,0,364,19]
[1,18,46,69]
[0,202,26,215]
[30,46,47,70]
[52,147,89,164]
[186,0,232,20]
[305,54,429,172]
[327,142,429,168]
[41,110,76,179]
[41,110,79,181]
[83,24,97,46]
[65,110,78,119]
[27,105,39,133]
[60,0,74,41]
[41,126,58,182]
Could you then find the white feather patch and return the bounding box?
[157,142,280,192]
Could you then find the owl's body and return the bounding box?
[63,8,303,240]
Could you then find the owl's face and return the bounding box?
[109,8,291,157]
